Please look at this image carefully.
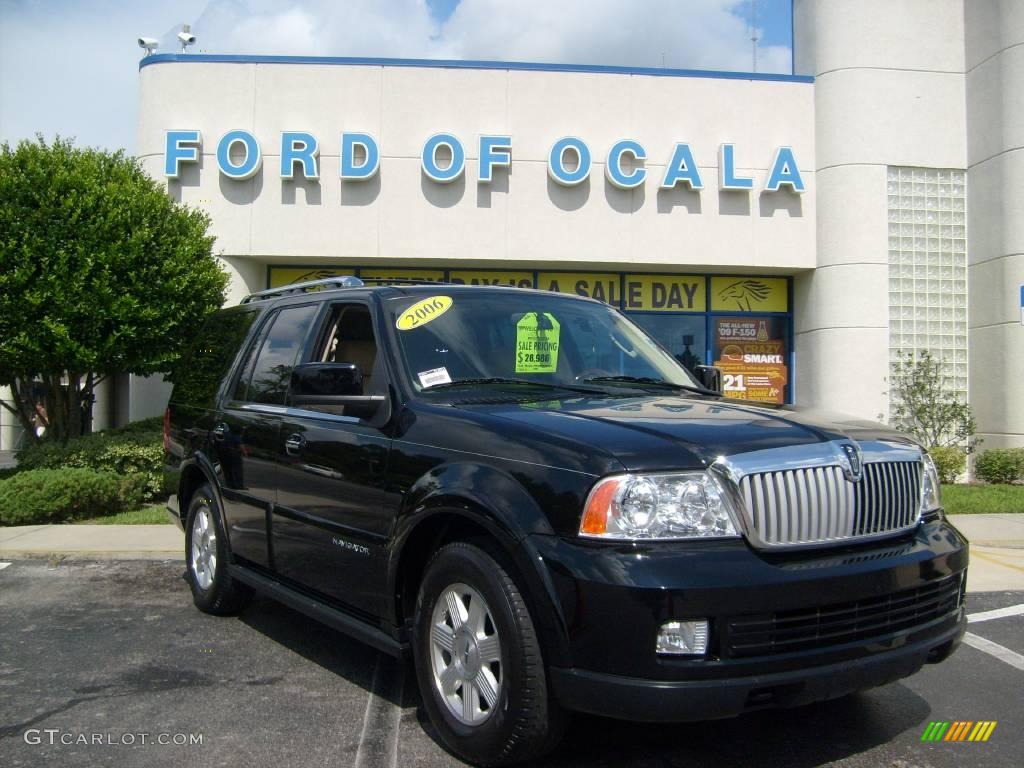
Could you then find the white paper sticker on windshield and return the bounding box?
[418,367,452,388]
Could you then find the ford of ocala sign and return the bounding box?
[164,130,805,193]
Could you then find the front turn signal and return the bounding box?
[580,477,620,535]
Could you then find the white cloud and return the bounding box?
[0,0,791,152]
[440,0,790,72]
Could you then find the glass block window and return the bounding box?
[886,167,967,419]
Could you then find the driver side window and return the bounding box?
[317,304,383,395]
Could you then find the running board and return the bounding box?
[228,564,407,658]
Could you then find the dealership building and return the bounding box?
[1,0,1019,453]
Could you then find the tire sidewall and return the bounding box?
[184,484,231,611]
[413,543,539,763]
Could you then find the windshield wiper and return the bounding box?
[425,377,607,395]
[582,375,718,396]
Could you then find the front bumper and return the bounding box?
[551,617,963,721]
[530,518,968,720]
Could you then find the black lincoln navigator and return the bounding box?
[165,277,968,766]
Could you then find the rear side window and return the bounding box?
[170,309,259,409]
[233,304,319,405]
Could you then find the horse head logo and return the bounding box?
[718,280,771,311]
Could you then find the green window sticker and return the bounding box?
[516,313,561,373]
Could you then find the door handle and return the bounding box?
[212,423,228,441]
[284,433,306,456]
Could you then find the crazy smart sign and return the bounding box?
[713,316,788,404]
[164,130,806,198]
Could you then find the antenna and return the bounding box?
[749,0,759,72]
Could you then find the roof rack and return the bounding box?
[240,276,364,304]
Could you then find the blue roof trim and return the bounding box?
[138,53,814,83]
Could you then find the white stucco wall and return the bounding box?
[794,0,967,422]
[965,0,1024,450]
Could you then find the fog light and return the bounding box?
[656,620,709,656]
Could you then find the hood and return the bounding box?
[457,394,916,472]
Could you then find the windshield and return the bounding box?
[386,291,704,393]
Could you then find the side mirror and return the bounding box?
[289,362,385,418]
[694,365,723,394]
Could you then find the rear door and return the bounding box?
[215,302,320,568]
[272,301,393,617]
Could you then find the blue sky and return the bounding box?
[0,0,794,153]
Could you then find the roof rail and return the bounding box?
[240,276,364,304]
[357,278,453,285]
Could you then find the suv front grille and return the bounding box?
[723,574,962,658]
[737,460,922,547]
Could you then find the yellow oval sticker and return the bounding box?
[396,295,453,331]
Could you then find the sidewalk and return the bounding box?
[946,514,1024,592]
[0,514,1021,591]
[0,523,183,561]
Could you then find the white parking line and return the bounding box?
[967,603,1024,623]
[962,632,1024,671]
[0,562,11,570]
[353,657,403,768]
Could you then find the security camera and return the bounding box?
[178,24,196,52]
[138,37,158,57]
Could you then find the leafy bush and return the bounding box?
[929,446,966,484]
[974,449,1024,485]
[15,426,163,501]
[0,469,131,525]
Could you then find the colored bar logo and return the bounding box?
[921,721,997,742]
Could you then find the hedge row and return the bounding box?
[1,418,167,526]
[974,448,1024,485]
[928,446,1024,485]
[16,421,165,501]
[0,468,148,525]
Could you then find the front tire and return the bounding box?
[413,542,566,766]
[184,483,252,615]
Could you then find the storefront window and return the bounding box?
[627,314,706,373]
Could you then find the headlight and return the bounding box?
[920,452,942,514]
[580,472,740,540]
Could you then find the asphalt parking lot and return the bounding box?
[1,559,1021,768]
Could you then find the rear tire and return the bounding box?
[184,483,252,615]
[413,541,566,766]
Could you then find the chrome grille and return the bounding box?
[737,460,922,548]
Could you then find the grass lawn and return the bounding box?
[74,503,170,525]
[941,484,1024,515]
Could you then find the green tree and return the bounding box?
[0,136,227,443]
[888,350,978,451]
